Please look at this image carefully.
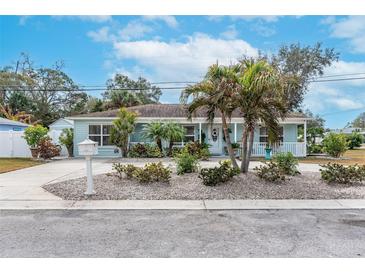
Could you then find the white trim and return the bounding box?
[234,123,237,143]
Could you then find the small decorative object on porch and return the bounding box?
[78,138,98,195]
[265,146,272,160]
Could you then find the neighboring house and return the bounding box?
[49,118,74,156]
[0,117,30,157]
[0,117,29,131]
[330,127,365,142]
[67,104,310,157]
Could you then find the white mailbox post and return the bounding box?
[78,139,98,195]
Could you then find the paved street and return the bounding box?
[1,209,365,257]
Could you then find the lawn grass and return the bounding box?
[299,148,365,165]
[0,158,43,174]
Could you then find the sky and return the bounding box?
[1,15,365,129]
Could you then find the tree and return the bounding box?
[59,128,74,157]
[351,112,365,129]
[142,121,165,152]
[83,96,104,113]
[236,57,297,173]
[322,133,348,158]
[271,43,339,111]
[346,132,364,149]
[163,122,186,156]
[103,74,161,109]
[181,64,240,168]
[110,108,137,157]
[0,54,88,126]
[304,109,325,146]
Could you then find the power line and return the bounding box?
[2,75,365,91]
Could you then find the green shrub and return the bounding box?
[253,162,286,183]
[231,143,240,149]
[322,133,348,158]
[128,143,163,158]
[112,163,139,179]
[183,141,211,160]
[199,160,239,186]
[273,152,300,176]
[174,151,199,175]
[171,147,183,157]
[133,162,171,184]
[346,132,364,149]
[308,144,323,154]
[320,163,365,184]
[23,125,48,148]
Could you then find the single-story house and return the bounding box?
[0,117,29,131]
[49,118,74,156]
[330,127,365,143]
[67,104,310,157]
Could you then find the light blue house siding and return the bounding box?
[0,124,27,131]
[73,119,300,157]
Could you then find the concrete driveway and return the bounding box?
[0,158,321,201]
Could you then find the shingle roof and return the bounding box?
[69,104,308,119]
[0,117,30,127]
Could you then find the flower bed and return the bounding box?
[43,171,365,200]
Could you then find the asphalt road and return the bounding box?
[1,209,365,257]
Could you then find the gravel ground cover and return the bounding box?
[43,171,365,200]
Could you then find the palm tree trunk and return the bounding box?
[168,140,174,156]
[221,113,239,169]
[156,138,162,152]
[240,125,248,173]
[245,127,255,172]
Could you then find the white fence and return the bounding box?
[238,142,306,157]
[0,131,31,158]
[251,142,306,157]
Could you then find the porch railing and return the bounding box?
[238,142,306,157]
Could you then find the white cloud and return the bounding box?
[328,98,364,110]
[304,60,365,113]
[118,21,154,41]
[112,33,258,81]
[220,25,238,39]
[87,27,112,42]
[77,16,112,23]
[232,16,280,22]
[19,16,31,25]
[51,15,112,23]
[326,16,365,53]
[143,16,178,28]
[207,16,280,23]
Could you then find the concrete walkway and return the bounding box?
[1,199,365,210]
[0,158,321,201]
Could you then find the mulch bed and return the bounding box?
[42,171,365,200]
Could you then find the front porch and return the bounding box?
[237,142,307,157]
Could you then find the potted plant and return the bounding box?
[265,129,279,160]
[23,125,48,158]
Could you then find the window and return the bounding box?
[259,127,284,143]
[89,124,112,146]
[183,125,195,143]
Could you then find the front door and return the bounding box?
[207,124,222,155]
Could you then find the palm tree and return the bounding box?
[163,122,186,156]
[143,121,165,152]
[110,107,137,157]
[181,64,239,168]
[236,57,295,173]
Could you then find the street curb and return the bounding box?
[1,199,365,210]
